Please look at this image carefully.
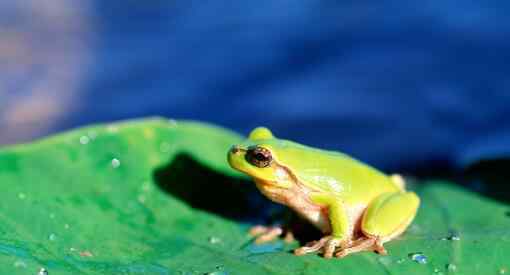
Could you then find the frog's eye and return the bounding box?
[246,146,272,168]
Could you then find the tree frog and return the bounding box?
[227,127,420,258]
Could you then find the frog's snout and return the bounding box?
[228,146,246,170]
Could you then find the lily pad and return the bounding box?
[0,118,509,274]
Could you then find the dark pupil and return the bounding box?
[247,147,272,167]
[255,153,267,161]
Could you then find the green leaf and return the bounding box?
[1,118,509,275]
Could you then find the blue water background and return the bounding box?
[2,1,510,173]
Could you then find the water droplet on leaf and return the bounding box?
[111,158,120,168]
[208,236,222,244]
[204,271,228,275]
[137,194,146,203]
[79,136,89,145]
[13,260,27,268]
[38,268,48,275]
[441,232,461,241]
[446,263,457,272]
[408,253,427,264]
[18,193,26,200]
[48,233,57,241]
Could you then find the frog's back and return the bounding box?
[267,140,399,204]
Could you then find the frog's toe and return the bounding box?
[283,231,295,243]
[334,237,386,258]
[294,236,331,256]
[249,225,270,236]
[323,238,343,258]
[249,225,283,244]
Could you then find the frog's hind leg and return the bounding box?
[335,191,420,258]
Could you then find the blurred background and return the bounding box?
[2,1,510,179]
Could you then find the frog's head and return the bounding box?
[228,127,298,189]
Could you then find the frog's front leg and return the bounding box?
[294,194,351,258]
[335,191,420,258]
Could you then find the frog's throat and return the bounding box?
[253,164,329,232]
[253,163,317,201]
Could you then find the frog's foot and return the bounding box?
[334,237,386,258]
[250,225,291,244]
[294,236,349,258]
